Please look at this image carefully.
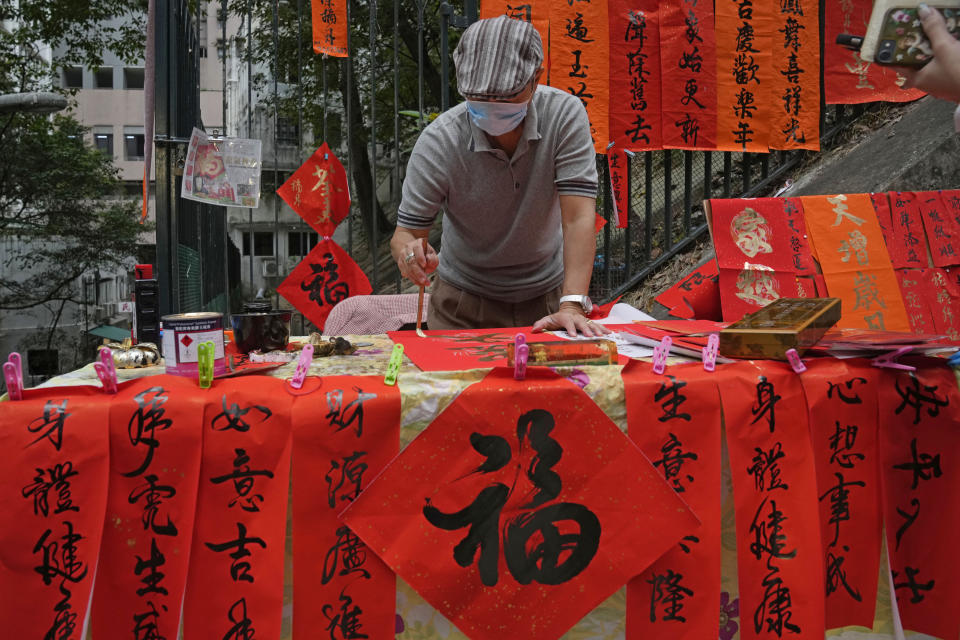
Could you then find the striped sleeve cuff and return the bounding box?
[397,209,436,230]
[556,179,598,198]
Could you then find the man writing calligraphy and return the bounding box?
[390,16,608,336]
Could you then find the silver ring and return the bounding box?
[404,252,416,263]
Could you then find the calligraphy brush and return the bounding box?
[416,237,427,338]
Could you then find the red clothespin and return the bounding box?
[514,333,528,381]
[785,348,807,374]
[702,334,720,372]
[289,344,314,390]
[94,347,119,394]
[652,336,672,375]
[871,346,916,372]
[3,352,23,401]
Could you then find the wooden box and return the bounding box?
[719,297,841,360]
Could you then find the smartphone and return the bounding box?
[874,6,960,65]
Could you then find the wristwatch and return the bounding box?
[559,294,593,314]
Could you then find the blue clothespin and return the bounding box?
[702,334,720,372]
[785,348,807,374]
[290,344,314,390]
[652,336,672,375]
[947,349,960,367]
[384,343,404,386]
[3,352,23,401]
[94,347,119,394]
[871,346,915,372]
[197,341,215,389]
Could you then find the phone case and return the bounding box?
[877,6,960,64]
[860,0,960,61]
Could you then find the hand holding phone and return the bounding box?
[875,6,960,65]
[899,4,960,101]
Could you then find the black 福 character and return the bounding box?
[301,253,350,307]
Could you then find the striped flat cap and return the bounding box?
[453,16,543,100]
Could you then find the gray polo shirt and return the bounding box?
[397,85,598,303]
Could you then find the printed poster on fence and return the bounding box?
[182,127,263,208]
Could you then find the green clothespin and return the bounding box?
[384,343,404,386]
[198,341,215,389]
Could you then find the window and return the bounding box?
[124,126,145,160]
[93,126,113,157]
[63,66,83,89]
[94,67,113,89]
[123,67,145,89]
[27,349,59,377]
[242,231,275,256]
[276,117,299,147]
[288,231,318,256]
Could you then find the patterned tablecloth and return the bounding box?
[33,334,941,640]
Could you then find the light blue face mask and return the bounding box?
[466,100,529,136]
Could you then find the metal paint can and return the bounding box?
[161,312,227,377]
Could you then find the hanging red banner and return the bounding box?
[0,386,110,640]
[654,260,723,320]
[278,237,372,331]
[609,0,662,153]
[342,368,699,640]
[878,363,960,640]
[623,361,722,640]
[769,0,820,150]
[387,326,566,372]
[608,150,630,227]
[896,269,938,335]
[549,0,609,153]
[480,0,550,68]
[277,142,351,237]
[718,361,825,640]
[659,0,717,149]
[800,359,882,629]
[887,191,930,269]
[182,377,292,639]
[91,377,205,640]
[823,0,924,103]
[715,0,773,152]
[311,0,348,57]
[915,190,960,267]
[292,376,400,640]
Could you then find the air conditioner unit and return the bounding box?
[261,259,279,277]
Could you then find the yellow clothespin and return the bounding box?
[198,341,215,389]
[384,343,404,386]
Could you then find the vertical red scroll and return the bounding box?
[660,0,717,148]
[610,0,661,152]
[769,0,820,150]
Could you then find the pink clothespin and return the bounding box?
[94,348,119,394]
[514,333,528,381]
[290,344,315,390]
[3,352,23,400]
[871,346,916,372]
[785,348,807,374]
[702,334,720,372]
[652,336,672,375]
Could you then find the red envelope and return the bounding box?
[277,142,351,237]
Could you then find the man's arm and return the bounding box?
[391,226,437,287]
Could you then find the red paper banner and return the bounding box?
[311,0,348,56]
[182,377,293,639]
[480,0,550,71]
[800,359,882,629]
[823,0,924,103]
[712,197,808,272]
[916,190,960,267]
[387,326,565,372]
[783,197,818,275]
[887,191,931,269]
[0,386,110,639]
[623,362,722,640]
[923,268,960,340]
[719,269,803,321]
[659,0,717,149]
[718,361,825,640]
[769,0,820,150]
[292,376,400,640]
[343,368,699,640]
[277,143,351,238]
[608,150,629,227]
[878,363,960,640]
[278,237,372,331]
[872,191,897,257]
[609,0,661,152]
[654,260,722,320]
[91,377,205,640]
[549,0,609,152]
[896,268,938,335]
[715,0,772,152]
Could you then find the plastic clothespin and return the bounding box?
[606,140,616,151]
[785,348,807,374]
[94,348,119,394]
[652,336,672,375]
[871,346,916,372]
[384,343,404,386]
[3,352,23,401]
[514,344,529,381]
[948,349,960,367]
[197,341,216,389]
[289,344,314,390]
[702,334,720,372]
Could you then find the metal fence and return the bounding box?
[154,0,877,325]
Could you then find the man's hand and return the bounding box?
[391,228,438,286]
[899,4,960,102]
[532,301,611,337]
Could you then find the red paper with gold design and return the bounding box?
[878,363,960,640]
[915,190,960,267]
[922,268,960,340]
[342,368,699,640]
[292,377,400,640]
[800,359,881,629]
[887,191,930,270]
[311,0,348,57]
[712,198,802,272]
[386,326,566,372]
[783,198,818,275]
[659,0,716,149]
[823,0,924,103]
[896,269,938,335]
[0,386,110,640]
[278,238,372,331]
[623,361,721,640]
[91,377,205,640]
[718,361,825,640]
[277,143,351,238]
[182,377,292,640]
